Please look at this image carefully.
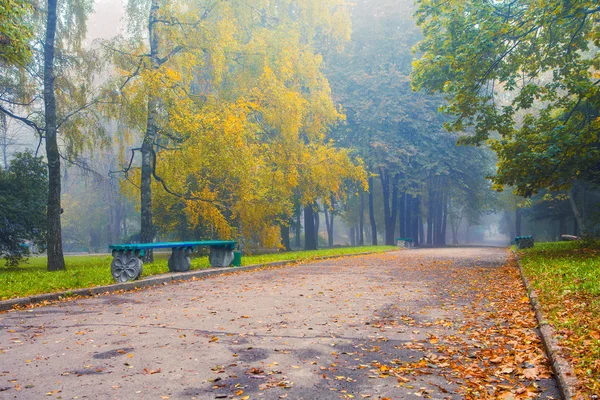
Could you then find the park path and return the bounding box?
[0,248,559,399]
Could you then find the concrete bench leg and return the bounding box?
[168,247,192,272]
[209,246,234,267]
[111,250,143,282]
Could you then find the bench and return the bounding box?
[515,236,534,250]
[108,240,236,283]
[396,237,413,249]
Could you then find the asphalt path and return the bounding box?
[0,248,560,399]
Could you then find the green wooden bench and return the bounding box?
[396,237,413,248]
[515,236,534,250]
[108,241,236,283]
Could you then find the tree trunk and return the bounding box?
[398,193,406,238]
[122,212,128,238]
[368,175,377,245]
[567,188,585,234]
[1,113,7,170]
[435,186,443,245]
[515,207,522,237]
[419,216,425,246]
[441,191,448,245]
[359,193,364,245]
[349,226,356,246]
[324,205,334,248]
[405,194,412,240]
[450,216,460,245]
[44,0,65,271]
[427,182,433,245]
[280,224,291,251]
[304,205,317,250]
[379,168,399,245]
[140,0,161,262]
[412,195,420,246]
[314,206,320,247]
[295,206,302,248]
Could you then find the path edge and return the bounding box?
[512,250,579,400]
[0,249,399,312]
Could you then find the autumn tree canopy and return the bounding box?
[107,0,365,249]
[412,0,600,198]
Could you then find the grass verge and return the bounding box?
[517,241,600,396]
[0,245,396,300]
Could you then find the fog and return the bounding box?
[1,0,598,257]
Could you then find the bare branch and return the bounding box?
[57,97,102,130]
[149,147,221,204]
[157,45,185,65]
[0,104,44,134]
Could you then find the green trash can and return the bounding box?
[232,251,242,267]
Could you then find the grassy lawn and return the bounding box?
[517,241,600,396]
[0,245,396,300]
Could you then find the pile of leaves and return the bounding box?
[373,256,555,399]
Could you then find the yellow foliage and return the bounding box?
[112,0,362,247]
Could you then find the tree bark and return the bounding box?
[44,0,65,271]
[419,216,425,246]
[280,224,291,251]
[359,193,364,245]
[1,113,7,170]
[434,185,443,245]
[441,190,448,245]
[405,194,412,240]
[314,206,320,247]
[295,206,302,248]
[324,205,334,247]
[450,216,460,245]
[515,207,522,237]
[427,181,433,245]
[398,193,406,238]
[379,168,399,245]
[567,188,585,234]
[304,205,317,250]
[411,195,420,246]
[368,175,377,245]
[140,0,161,262]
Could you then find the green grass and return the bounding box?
[518,241,600,396]
[518,241,600,296]
[0,245,395,300]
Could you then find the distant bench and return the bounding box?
[108,241,236,283]
[515,236,534,250]
[396,237,413,248]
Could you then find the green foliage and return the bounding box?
[412,0,600,196]
[326,0,499,236]
[0,0,33,65]
[0,246,395,300]
[0,152,48,265]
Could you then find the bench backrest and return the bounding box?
[109,240,236,251]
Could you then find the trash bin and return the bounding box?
[233,251,242,266]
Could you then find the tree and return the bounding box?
[412,0,600,227]
[0,152,48,265]
[110,0,364,252]
[325,0,458,246]
[0,0,101,270]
